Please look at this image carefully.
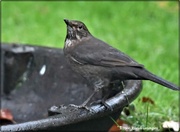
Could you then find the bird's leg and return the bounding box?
[90,82,116,110]
[121,81,125,89]
[80,90,97,107]
[71,79,109,110]
[70,88,99,111]
[100,95,113,111]
[100,81,128,110]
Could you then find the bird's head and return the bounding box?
[64,19,91,41]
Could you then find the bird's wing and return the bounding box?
[71,38,144,68]
[100,57,143,67]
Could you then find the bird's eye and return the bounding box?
[78,25,83,30]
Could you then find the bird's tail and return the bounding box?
[136,69,179,91]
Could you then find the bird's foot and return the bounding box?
[102,101,113,111]
[91,99,113,111]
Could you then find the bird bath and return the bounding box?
[1,43,142,131]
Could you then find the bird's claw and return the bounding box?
[90,100,113,111]
[103,102,113,111]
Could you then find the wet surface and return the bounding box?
[1,43,97,123]
[1,43,142,131]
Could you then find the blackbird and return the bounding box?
[63,19,179,108]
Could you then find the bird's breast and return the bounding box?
[65,39,72,48]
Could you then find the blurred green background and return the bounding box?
[1,1,179,128]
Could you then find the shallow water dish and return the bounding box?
[1,43,142,131]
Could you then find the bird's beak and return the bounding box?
[64,19,74,34]
[64,19,71,26]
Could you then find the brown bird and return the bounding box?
[63,19,179,108]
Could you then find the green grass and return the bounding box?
[2,1,179,130]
